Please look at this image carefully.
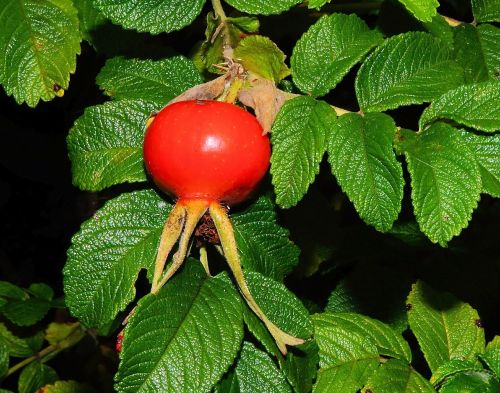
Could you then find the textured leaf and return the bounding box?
[356,32,464,112]
[364,358,436,392]
[224,0,302,15]
[471,0,500,22]
[407,281,485,373]
[481,336,500,377]
[235,342,291,393]
[93,0,206,34]
[18,361,58,393]
[67,99,156,192]
[0,341,8,378]
[96,56,202,107]
[419,81,500,132]
[327,113,403,232]
[115,262,243,393]
[231,196,300,281]
[291,13,382,97]
[234,36,290,82]
[2,297,51,326]
[307,0,332,9]
[440,371,500,393]
[458,131,500,197]
[0,0,81,106]
[246,271,313,339]
[399,124,481,245]
[242,303,279,355]
[0,323,39,357]
[271,96,336,208]
[41,380,99,393]
[64,190,171,329]
[0,281,26,300]
[477,24,500,80]
[397,0,439,22]
[28,283,53,301]
[279,341,319,393]
[312,313,380,393]
[431,359,484,386]
[74,0,107,42]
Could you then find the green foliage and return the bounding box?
[481,336,500,377]
[0,0,81,107]
[439,371,500,393]
[397,0,439,22]
[471,0,500,22]
[224,0,302,15]
[18,361,58,393]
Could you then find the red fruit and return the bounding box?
[143,100,270,206]
[116,330,124,352]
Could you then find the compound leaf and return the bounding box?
[223,0,302,15]
[356,32,464,112]
[407,281,485,373]
[64,190,172,329]
[0,0,81,107]
[271,96,336,208]
[67,99,156,192]
[115,262,243,393]
[327,113,403,232]
[291,13,382,97]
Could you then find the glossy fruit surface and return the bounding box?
[144,100,270,205]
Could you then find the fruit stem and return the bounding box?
[209,202,304,355]
[154,200,209,292]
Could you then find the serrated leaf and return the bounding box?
[323,313,411,362]
[44,322,81,346]
[356,32,464,112]
[246,271,313,339]
[64,190,171,329]
[363,358,436,392]
[93,0,206,34]
[419,81,500,132]
[115,262,243,393]
[481,336,500,377]
[291,13,383,97]
[235,342,291,393]
[271,96,336,208]
[29,283,53,301]
[458,131,500,197]
[397,0,439,22]
[74,0,107,43]
[440,371,500,393]
[312,313,380,393]
[224,0,302,15]
[227,16,260,33]
[242,303,279,355]
[234,36,290,82]
[231,196,299,281]
[0,281,26,300]
[96,56,202,106]
[0,323,38,357]
[0,0,81,107]
[279,341,319,393]
[67,99,156,192]
[471,0,500,23]
[407,281,485,373]
[399,124,481,245]
[41,380,99,393]
[327,113,403,232]
[431,359,484,386]
[478,24,500,80]
[2,297,51,326]
[0,341,8,378]
[307,0,332,9]
[18,361,58,393]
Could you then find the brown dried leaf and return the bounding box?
[168,74,227,105]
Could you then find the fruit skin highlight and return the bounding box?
[143,100,271,206]
[143,100,303,354]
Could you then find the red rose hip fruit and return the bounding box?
[143,100,270,206]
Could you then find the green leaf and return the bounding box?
[227,16,260,33]
[28,283,53,301]
[397,0,439,22]
[406,281,485,373]
[356,32,464,112]
[224,0,302,15]
[67,99,156,192]
[312,313,380,393]
[431,359,484,386]
[291,13,382,97]
[279,341,319,393]
[364,358,436,392]
[327,113,403,232]
[440,371,500,393]
[2,297,51,326]
[64,190,171,329]
[481,336,500,377]
[271,96,336,208]
[18,361,58,393]
[115,262,243,393]
[242,303,279,355]
[234,36,290,82]
[44,322,82,347]
[458,131,500,197]
[93,0,206,34]
[399,124,481,245]
[419,81,500,132]
[235,342,291,393]
[96,56,202,106]
[0,281,26,300]
[41,380,99,393]
[246,271,313,339]
[477,24,500,81]
[307,0,332,9]
[471,0,500,23]
[231,196,300,281]
[0,0,81,107]
[74,0,107,43]
[0,341,8,378]
[0,323,38,357]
